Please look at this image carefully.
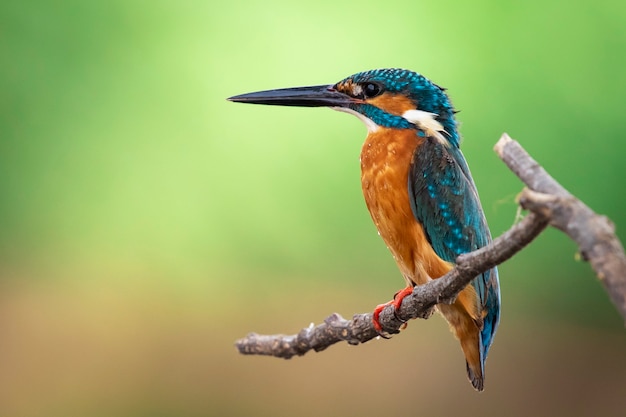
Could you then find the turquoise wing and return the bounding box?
[407,135,501,361]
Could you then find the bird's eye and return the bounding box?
[362,82,382,98]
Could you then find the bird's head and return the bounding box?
[228,68,460,147]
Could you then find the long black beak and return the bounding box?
[227,85,356,107]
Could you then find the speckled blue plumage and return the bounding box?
[359,105,414,129]
[341,68,460,147]
[408,138,501,365]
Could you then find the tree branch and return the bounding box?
[236,133,626,359]
[496,133,626,320]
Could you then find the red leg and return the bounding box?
[372,285,414,333]
[372,301,393,333]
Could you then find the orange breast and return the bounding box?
[361,127,483,373]
[360,128,451,285]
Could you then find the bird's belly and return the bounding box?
[360,129,451,285]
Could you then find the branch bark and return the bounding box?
[495,134,626,320]
[236,133,626,359]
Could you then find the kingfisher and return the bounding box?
[228,68,500,391]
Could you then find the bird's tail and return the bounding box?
[462,293,500,392]
[437,290,486,391]
[464,347,485,392]
[458,322,485,392]
[467,270,501,392]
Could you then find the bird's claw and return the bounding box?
[372,302,391,336]
[372,286,414,335]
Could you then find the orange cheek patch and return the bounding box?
[368,93,415,116]
[335,80,357,96]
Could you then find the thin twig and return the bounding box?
[236,211,548,358]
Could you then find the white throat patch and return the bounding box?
[332,107,379,133]
[402,109,448,145]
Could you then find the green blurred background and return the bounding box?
[1,1,625,416]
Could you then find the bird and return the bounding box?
[228,68,500,391]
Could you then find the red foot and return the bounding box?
[372,286,414,333]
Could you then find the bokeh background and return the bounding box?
[2,1,626,416]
